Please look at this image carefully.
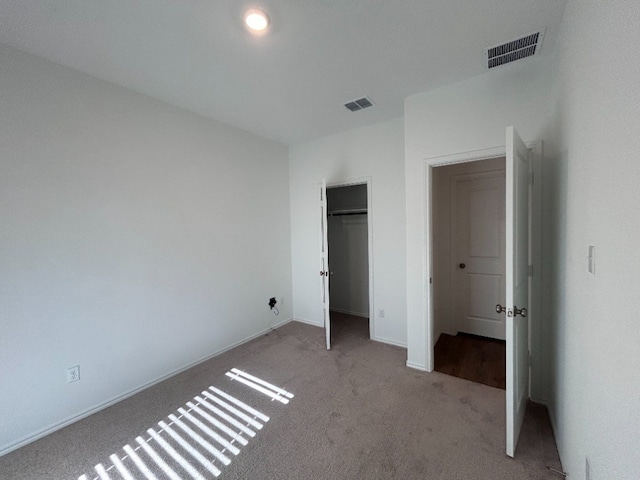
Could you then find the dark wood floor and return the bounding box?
[434,333,506,389]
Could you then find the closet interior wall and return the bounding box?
[327,184,369,318]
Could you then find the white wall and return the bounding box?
[0,44,292,454]
[432,158,505,339]
[542,2,640,478]
[289,118,407,346]
[405,57,555,396]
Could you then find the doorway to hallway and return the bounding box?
[425,127,536,456]
[431,157,507,387]
[434,332,506,389]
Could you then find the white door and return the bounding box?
[320,179,331,350]
[503,126,530,457]
[452,173,506,340]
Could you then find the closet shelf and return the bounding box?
[328,208,368,216]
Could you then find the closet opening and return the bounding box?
[326,183,371,346]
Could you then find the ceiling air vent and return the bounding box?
[486,28,545,69]
[344,96,374,112]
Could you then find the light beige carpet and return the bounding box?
[0,320,563,479]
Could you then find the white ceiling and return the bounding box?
[0,0,567,145]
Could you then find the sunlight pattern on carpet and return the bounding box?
[77,370,291,480]
[225,368,294,404]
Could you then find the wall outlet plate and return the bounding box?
[67,365,80,383]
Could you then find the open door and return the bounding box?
[503,126,530,457]
[320,179,331,350]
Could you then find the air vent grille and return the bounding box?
[486,29,545,69]
[344,96,374,112]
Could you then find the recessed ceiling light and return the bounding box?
[244,9,270,33]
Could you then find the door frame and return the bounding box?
[326,176,375,340]
[424,143,542,400]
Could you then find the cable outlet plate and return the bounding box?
[67,365,80,383]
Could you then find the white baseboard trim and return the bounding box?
[0,317,294,457]
[406,360,428,371]
[328,308,369,318]
[539,399,565,471]
[538,398,558,436]
[267,316,294,331]
[371,335,407,349]
[529,395,549,406]
[293,317,322,327]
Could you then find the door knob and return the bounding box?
[496,304,527,317]
[459,263,466,269]
[514,306,528,317]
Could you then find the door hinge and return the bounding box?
[529,171,535,185]
[528,264,533,277]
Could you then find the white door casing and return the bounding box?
[452,173,506,340]
[504,126,530,457]
[320,179,331,350]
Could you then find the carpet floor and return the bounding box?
[0,321,563,479]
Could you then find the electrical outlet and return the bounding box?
[378,308,385,318]
[280,296,284,307]
[67,365,80,383]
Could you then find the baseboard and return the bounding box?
[537,399,565,472]
[268,316,294,331]
[406,360,428,371]
[0,317,294,457]
[293,317,322,327]
[371,335,407,349]
[292,317,405,350]
[328,307,369,318]
[540,399,559,442]
[529,394,549,406]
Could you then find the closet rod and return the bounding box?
[328,209,367,217]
